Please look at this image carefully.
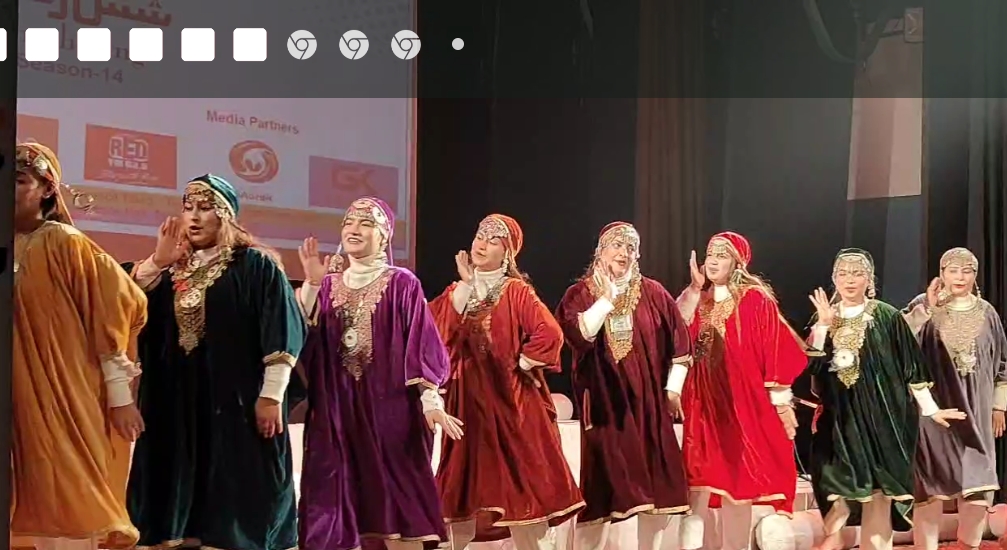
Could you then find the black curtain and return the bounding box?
[416,1,641,398]
[924,0,1007,315]
[0,0,17,545]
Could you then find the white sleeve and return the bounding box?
[300,281,321,315]
[421,388,445,412]
[903,303,932,336]
[519,354,545,371]
[769,387,794,406]
[995,385,1007,411]
[676,287,702,325]
[809,325,829,351]
[911,385,940,417]
[259,366,293,403]
[665,363,689,394]
[451,282,473,314]
[577,298,615,341]
[133,256,165,291]
[101,352,141,408]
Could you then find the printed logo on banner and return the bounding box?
[84,124,177,189]
[16,114,60,154]
[229,140,280,184]
[308,156,400,214]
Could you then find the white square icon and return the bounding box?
[129,28,163,61]
[77,27,110,61]
[0,29,6,61]
[24,28,59,62]
[181,28,215,61]
[233,28,267,61]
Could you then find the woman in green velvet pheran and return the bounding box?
[805,249,965,550]
[123,175,306,550]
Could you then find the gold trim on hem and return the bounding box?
[823,490,915,528]
[763,382,792,389]
[689,485,787,506]
[444,500,587,528]
[909,381,935,390]
[671,355,693,366]
[918,484,1000,506]
[12,524,139,549]
[135,538,297,550]
[576,502,691,526]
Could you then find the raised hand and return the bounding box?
[925,278,942,309]
[152,217,189,269]
[689,250,706,290]
[455,251,474,284]
[598,264,622,302]
[809,287,834,327]
[298,237,330,285]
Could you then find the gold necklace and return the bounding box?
[170,247,234,353]
[828,300,877,388]
[933,297,986,376]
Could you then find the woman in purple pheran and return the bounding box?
[296,196,464,550]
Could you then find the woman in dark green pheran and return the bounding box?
[805,249,965,550]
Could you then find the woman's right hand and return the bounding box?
[809,287,834,326]
[455,251,474,284]
[689,250,706,290]
[298,237,330,285]
[152,217,189,269]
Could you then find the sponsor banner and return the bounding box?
[308,156,400,212]
[16,114,60,153]
[83,124,178,189]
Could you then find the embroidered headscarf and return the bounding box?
[595,222,641,270]
[16,142,92,225]
[339,196,396,266]
[706,231,752,268]
[476,213,523,274]
[939,247,981,297]
[183,174,239,221]
[832,248,877,299]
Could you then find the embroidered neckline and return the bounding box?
[827,299,878,388]
[170,246,234,353]
[933,298,987,376]
[330,268,395,380]
[695,291,738,360]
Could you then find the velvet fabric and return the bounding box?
[555,277,692,524]
[911,296,1007,503]
[12,222,147,547]
[808,300,931,532]
[430,278,584,541]
[298,267,450,550]
[681,286,808,513]
[125,248,307,550]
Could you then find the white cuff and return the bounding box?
[912,386,940,417]
[519,354,544,371]
[134,256,165,291]
[578,298,615,341]
[769,387,794,406]
[421,387,444,413]
[101,353,140,408]
[260,365,293,403]
[665,363,688,394]
[810,325,829,351]
[300,281,321,315]
[995,385,1007,411]
[451,282,473,314]
[676,286,702,325]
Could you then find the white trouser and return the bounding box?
[685,490,754,550]
[573,513,673,550]
[823,497,893,550]
[32,538,98,550]
[913,498,988,550]
[449,519,554,550]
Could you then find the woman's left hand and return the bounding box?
[255,397,284,438]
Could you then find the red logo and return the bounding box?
[229,140,279,184]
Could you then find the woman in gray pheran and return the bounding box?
[904,247,1007,550]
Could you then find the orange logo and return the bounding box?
[16,114,60,155]
[229,140,280,184]
[83,124,177,189]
